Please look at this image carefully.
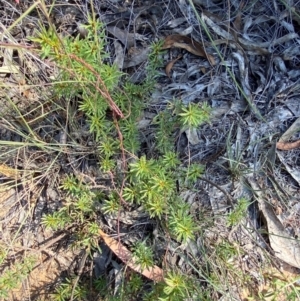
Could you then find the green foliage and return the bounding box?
[121,274,144,297]
[61,175,85,195]
[42,175,99,249]
[125,154,200,241]
[74,221,100,249]
[129,156,156,181]
[32,15,212,301]
[93,276,109,297]
[227,197,249,226]
[7,3,298,301]
[52,278,87,301]
[0,256,35,299]
[153,110,177,153]
[133,241,154,270]
[178,102,211,129]
[102,193,121,214]
[152,100,212,154]
[184,163,205,185]
[159,272,194,301]
[99,138,119,157]
[169,200,197,243]
[215,241,239,262]
[41,208,71,230]
[162,151,181,169]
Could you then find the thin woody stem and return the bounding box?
[68,54,124,118]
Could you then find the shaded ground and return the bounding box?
[1,0,300,300]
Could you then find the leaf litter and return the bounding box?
[1,0,300,300]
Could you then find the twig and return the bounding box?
[70,248,89,301]
[0,42,36,49]
[68,54,124,118]
[199,176,234,207]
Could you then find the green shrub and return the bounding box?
[33,13,211,301]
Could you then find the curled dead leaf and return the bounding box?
[165,54,182,78]
[276,140,300,150]
[162,35,215,65]
[99,229,164,282]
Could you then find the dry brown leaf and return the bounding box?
[276,140,300,150]
[233,1,245,32]
[200,67,206,73]
[113,40,124,69]
[123,47,150,69]
[98,229,164,282]
[162,35,215,65]
[107,26,146,49]
[233,12,242,32]
[248,177,300,269]
[165,54,182,78]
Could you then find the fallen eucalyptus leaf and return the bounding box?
[162,34,215,65]
[173,26,193,36]
[167,17,186,28]
[276,140,300,150]
[99,229,164,282]
[185,127,201,145]
[113,40,124,69]
[165,54,182,78]
[247,177,300,268]
[123,47,150,68]
[107,26,147,49]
